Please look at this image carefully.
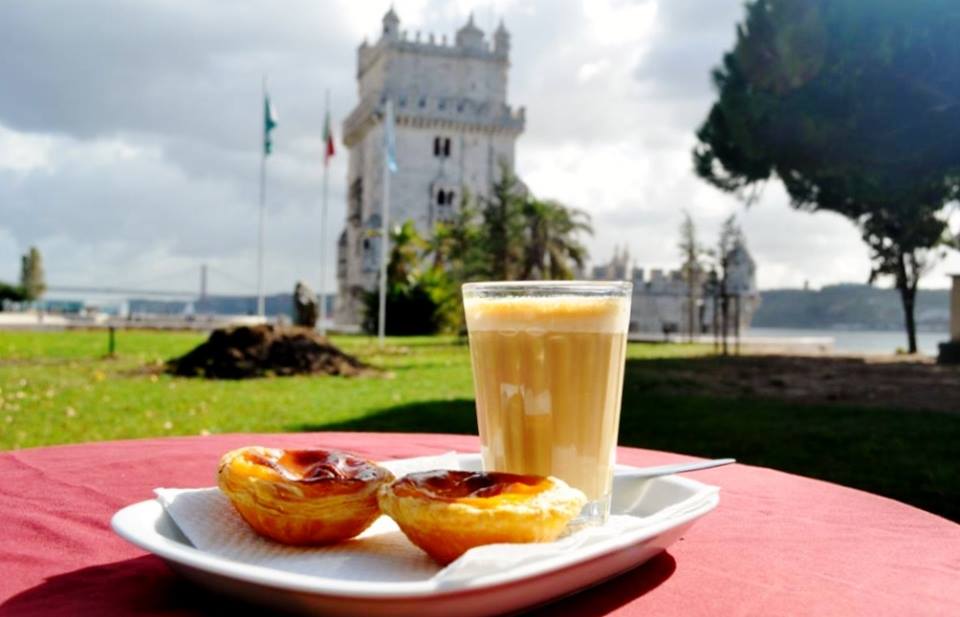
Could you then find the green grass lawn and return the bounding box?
[1,329,958,522]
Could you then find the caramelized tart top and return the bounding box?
[229,448,390,485]
[389,470,553,507]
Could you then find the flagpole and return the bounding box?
[319,89,330,336]
[377,99,392,348]
[256,74,267,318]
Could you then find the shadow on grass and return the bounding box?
[296,356,960,522]
[293,399,479,435]
[625,353,960,413]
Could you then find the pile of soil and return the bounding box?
[167,324,369,379]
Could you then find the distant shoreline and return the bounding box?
[749,326,946,356]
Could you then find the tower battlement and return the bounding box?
[358,28,508,75]
[354,11,513,108]
[359,12,508,77]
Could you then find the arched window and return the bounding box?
[443,138,451,157]
[361,215,382,274]
[445,190,455,205]
[433,137,441,157]
[437,191,446,206]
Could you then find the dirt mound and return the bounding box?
[167,324,369,379]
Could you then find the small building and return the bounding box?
[594,241,760,336]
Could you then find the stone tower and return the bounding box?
[335,9,526,327]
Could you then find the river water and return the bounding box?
[749,327,948,356]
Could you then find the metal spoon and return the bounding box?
[618,458,736,479]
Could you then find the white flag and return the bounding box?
[383,99,397,173]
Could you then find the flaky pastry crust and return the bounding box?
[378,470,586,565]
[217,446,394,545]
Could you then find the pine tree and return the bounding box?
[693,0,960,353]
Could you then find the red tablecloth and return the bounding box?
[0,432,957,616]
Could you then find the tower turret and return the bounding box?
[456,13,485,51]
[494,19,510,56]
[382,6,400,41]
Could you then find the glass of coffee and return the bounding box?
[462,281,632,525]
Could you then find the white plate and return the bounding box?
[112,453,719,617]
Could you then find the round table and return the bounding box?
[0,432,958,616]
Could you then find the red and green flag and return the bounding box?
[323,109,335,166]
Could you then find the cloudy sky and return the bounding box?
[2,0,957,299]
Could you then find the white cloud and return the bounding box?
[0,0,955,299]
[0,126,55,173]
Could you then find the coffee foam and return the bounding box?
[463,295,630,333]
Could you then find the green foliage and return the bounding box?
[19,247,46,301]
[694,0,960,352]
[365,165,593,335]
[363,221,459,336]
[520,198,592,280]
[470,162,593,281]
[423,166,594,331]
[428,190,488,284]
[478,164,527,280]
[0,281,25,305]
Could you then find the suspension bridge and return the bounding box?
[45,264,259,302]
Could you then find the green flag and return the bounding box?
[264,94,278,155]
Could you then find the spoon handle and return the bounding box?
[619,458,736,479]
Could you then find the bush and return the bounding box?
[362,221,460,336]
[363,269,459,336]
[0,282,25,306]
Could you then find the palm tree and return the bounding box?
[521,198,592,280]
[386,221,427,288]
[480,164,526,280]
[428,190,485,279]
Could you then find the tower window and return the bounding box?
[435,188,456,222]
[434,136,452,159]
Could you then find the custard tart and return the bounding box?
[378,470,586,564]
[217,446,394,545]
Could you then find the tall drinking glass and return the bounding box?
[462,281,632,525]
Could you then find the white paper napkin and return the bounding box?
[155,452,719,586]
[434,486,719,586]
